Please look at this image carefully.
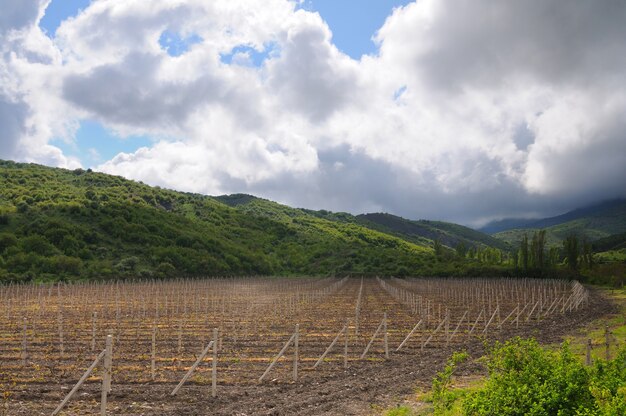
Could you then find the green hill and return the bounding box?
[217,196,509,251]
[492,200,626,248]
[355,213,510,251]
[0,160,439,282]
[480,199,626,234]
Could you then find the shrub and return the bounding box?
[460,338,626,416]
[431,351,469,415]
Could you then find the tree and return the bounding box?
[563,235,579,270]
[455,242,468,258]
[433,239,444,260]
[520,234,529,272]
[530,230,546,270]
[581,239,594,269]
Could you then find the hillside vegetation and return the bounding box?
[492,201,626,248]
[0,160,442,281]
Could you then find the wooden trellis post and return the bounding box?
[51,334,112,416]
[151,324,157,381]
[344,320,349,368]
[21,317,28,366]
[101,335,112,416]
[396,319,423,351]
[293,324,299,381]
[212,328,218,398]
[259,325,299,382]
[360,314,388,359]
[314,323,348,368]
[171,339,215,396]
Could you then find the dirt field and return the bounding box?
[0,277,613,415]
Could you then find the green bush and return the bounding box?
[432,351,469,415]
[460,338,626,416]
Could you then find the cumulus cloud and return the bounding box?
[2,0,626,225]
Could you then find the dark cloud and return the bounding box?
[397,0,626,91]
[216,145,618,226]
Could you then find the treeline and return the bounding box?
[503,230,598,279]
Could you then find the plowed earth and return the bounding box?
[0,278,614,415]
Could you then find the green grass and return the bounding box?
[560,286,626,362]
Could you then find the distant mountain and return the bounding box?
[489,199,626,248]
[354,213,510,251]
[481,199,626,234]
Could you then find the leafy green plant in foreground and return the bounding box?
[431,351,469,415]
[458,338,626,416]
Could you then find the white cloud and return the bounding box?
[1,0,626,224]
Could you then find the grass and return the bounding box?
[560,285,626,362]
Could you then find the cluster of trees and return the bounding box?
[505,230,596,277]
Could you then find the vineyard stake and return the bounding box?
[259,331,297,382]
[396,319,423,351]
[171,340,215,396]
[101,334,113,416]
[51,348,106,416]
[344,320,349,368]
[151,324,157,381]
[360,316,385,359]
[212,328,218,398]
[293,324,299,381]
[314,324,347,368]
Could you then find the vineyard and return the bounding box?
[0,277,599,415]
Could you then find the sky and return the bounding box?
[1,0,626,227]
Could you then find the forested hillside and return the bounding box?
[0,160,438,281]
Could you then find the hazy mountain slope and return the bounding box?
[481,200,626,234]
[492,201,626,248]
[355,213,510,251]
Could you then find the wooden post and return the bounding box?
[58,306,64,358]
[396,320,423,351]
[101,334,112,416]
[586,339,592,366]
[383,313,389,359]
[293,324,299,381]
[171,341,214,396]
[314,324,347,368]
[91,312,97,352]
[422,318,446,351]
[259,332,296,382]
[344,320,349,369]
[51,349,106,416]
[482,306,499,334]
[448,311,468,346]
[22,317,28,366]
[151,324,156,381]
[212,328,218,398]
[360,318,385,359]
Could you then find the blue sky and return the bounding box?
[39,0,410,168]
